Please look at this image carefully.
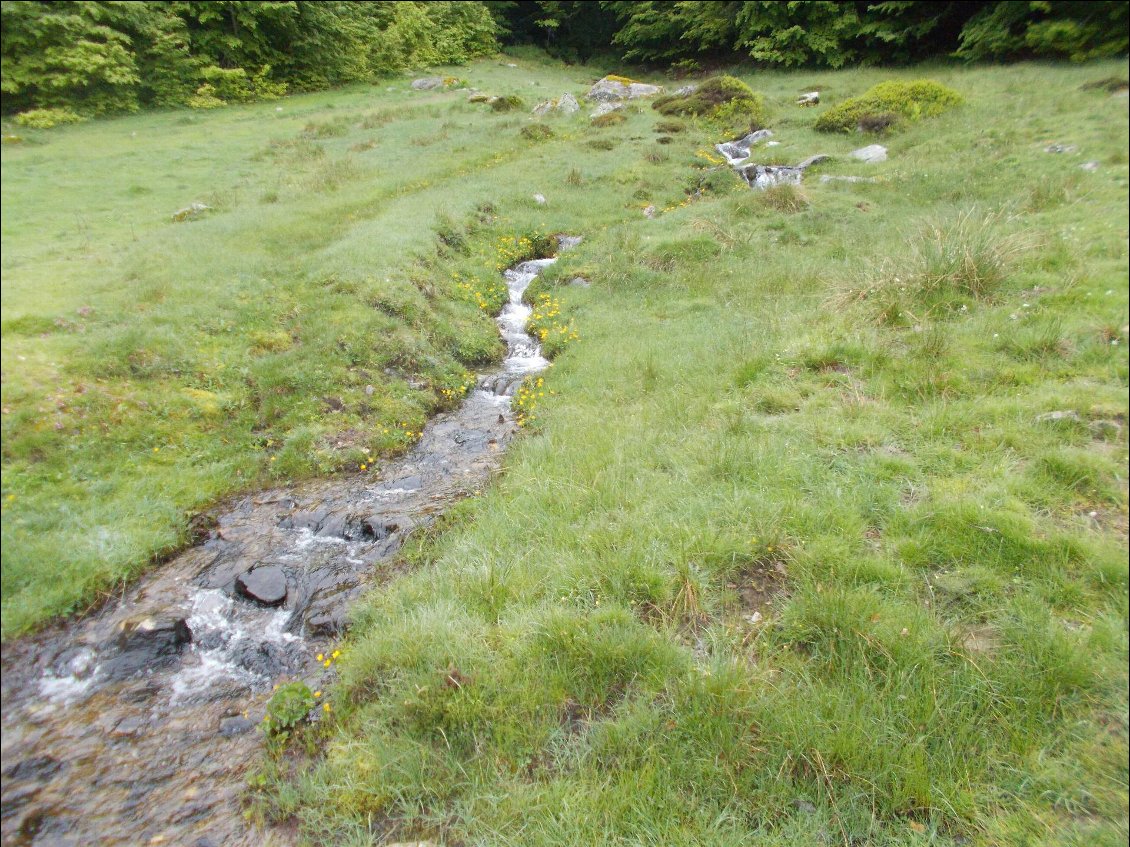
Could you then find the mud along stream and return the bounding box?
[0,247,573,846]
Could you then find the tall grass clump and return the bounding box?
[843,208,1028,323]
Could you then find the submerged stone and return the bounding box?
[235,566,287,606]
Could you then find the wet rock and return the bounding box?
[235,566,287,606]
[411,77,444,91]
[109,716,146,738]
[796,91,820,106]
[171,203,209,222]
[218,716,254,737]
[715,129,773,164]
[307,609,348,637]
[795,153,830,170]
[103,614,192,679]
[851,144,888,163]
[532,93,579,116]
[738,163,803,190]
[585,76,661,103]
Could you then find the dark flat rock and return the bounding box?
[235,566,287,606]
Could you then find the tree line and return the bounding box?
[2,1,1126,119]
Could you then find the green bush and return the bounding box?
[262,681,316,737]
[14,108,86,129]
[815,79,963,133]
[652,76,767,134]
[490,94,525,113]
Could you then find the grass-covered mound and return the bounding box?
[815,79,962,133]
[653,75,767,133]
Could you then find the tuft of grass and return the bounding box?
[758,184,809,213]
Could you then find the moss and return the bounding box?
[654,119,686,134]
[815,79,962,133]
[652,76,767,134]
[520,123,555,141]
[592,111,626,127]
[490,94,525,113]
[603,74,637,85]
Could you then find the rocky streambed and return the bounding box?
[0,247,571,846]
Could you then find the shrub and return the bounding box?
[652,75,767,135]
[14,108,86,129]
[591,111,626,127]
[815,80,962,133]
[520,123,555,141]
[490,94,525,113]
[262,681,315,737]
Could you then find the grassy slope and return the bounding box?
[243,59,1128,845]
[1,64,628,636]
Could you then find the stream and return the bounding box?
[0,245,572,846]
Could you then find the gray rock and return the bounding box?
[851,144,888,163]
[1035,410,1082,424]
[569,276,591,288]
[533,92,579,116]
[715,129,773,164]
[171,203,209,222]
[585,76,661,103]
[590,101,623,119]
[533,193,547,205]
[235,566,287,606]
[1044,143,1078,154]
[673,84,698,96]
[796,92,820,106]
[819,174,877,184]
[1080,160,1100,171]
[795,154,830,170]
[556,234,583,251]
[643,205,657,219]
[411,77,444,91]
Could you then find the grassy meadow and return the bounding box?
[4,50,1129,845]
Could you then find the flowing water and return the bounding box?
[0,249,570,846]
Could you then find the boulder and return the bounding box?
[585,76,661,103]
[819,175,877,184]
[171,203,209,222]
[850,144,888,163]
[533,93,579,116]
[235,565,287,606]
[1044,143,1078,154]
[672,84,698,96]
[590,101,623,119]
[411,77,444,91]
[796,92,820,106]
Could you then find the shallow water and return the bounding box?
[0,249,566,846]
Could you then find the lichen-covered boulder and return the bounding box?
[586,75,661,103]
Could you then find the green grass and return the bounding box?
[4,52,1129,845]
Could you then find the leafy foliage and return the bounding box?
[263,681,316,736]
[814,78,963,133]
[1,1,500,117]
